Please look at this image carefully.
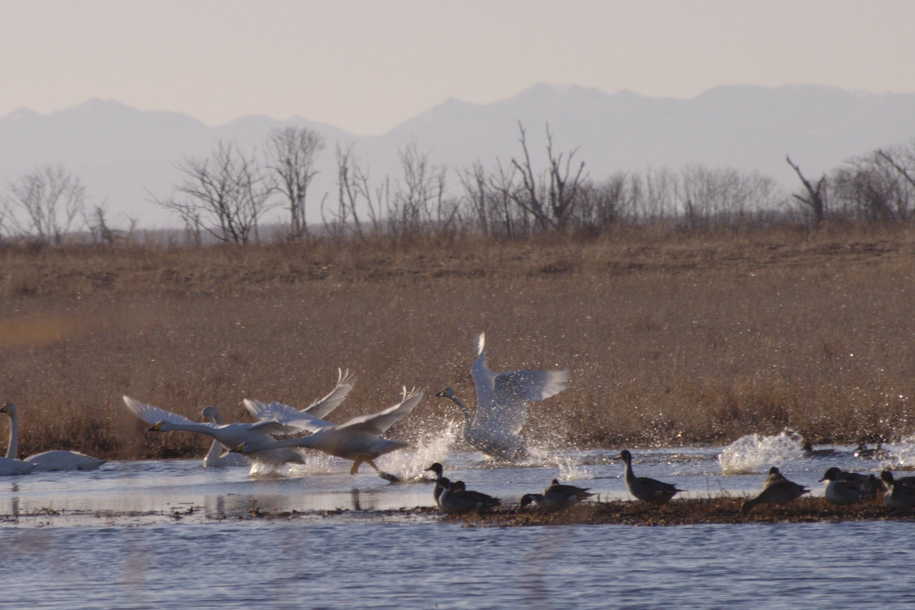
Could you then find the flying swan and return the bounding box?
[436,332,569,461]
[202,369,355,468]
[122,395,311,468]
[1,402,105,472]
[238,386,425,482]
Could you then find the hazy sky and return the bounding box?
[3,0,915,134]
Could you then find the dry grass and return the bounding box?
[1,224,913,459]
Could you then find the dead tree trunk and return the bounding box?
[786,155,827,227]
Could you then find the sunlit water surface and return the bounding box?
[3,439,914,608]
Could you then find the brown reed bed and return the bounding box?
[447,496,915,527]
[1,224,913,459]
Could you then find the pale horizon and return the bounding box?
[3,0,915,134]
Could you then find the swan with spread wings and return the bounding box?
[436,332,569,461]
[239,386,425,482]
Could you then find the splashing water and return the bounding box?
[377,419,461,480]
[717,429,806,474]
[883,434,915,470]
[524,445,592,480]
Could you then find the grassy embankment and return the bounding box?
[1,224,913,459]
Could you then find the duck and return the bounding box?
[802,441,836,458]
[819,467,867,505]
[237,387,425,482]
[1,403,104,472]
[854,442,891,460]
[438,479,500,514]
[521,479,593,512]
[436,332,569,462]
[881,471,915,511]
[201,407,251,468]
[617,449,683,505]
[741,468,809,514]
[425,462,450,506]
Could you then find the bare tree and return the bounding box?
[786,156,827,227]
[5,164,86,244]
[153,141,273,244]
[265,126,325,239]
[510,122,587,230]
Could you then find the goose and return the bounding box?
[881,471,915,511]
[521,479,593,512]
[819,467,867,505]
[436,332,569,461]
[1,403,104,472]
[438,479,500,514]
[741,469,808,514]
[123,395,309,468]
[425,462,449,506]
[201,407,251,468]
[617,449,683,505]
[236,387,425,482]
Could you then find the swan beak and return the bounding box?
[148,422,163,432]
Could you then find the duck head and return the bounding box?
[425,463,444,477]
[520,494,539,508]
[819,466,843,482]
[616,449,632,463]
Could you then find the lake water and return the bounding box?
[2,436,914,609]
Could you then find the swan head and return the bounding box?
[148,421,165,432]
[0,402,16,416]
[201,406,223,424]
[616,449,632,463]
[435,388,455,399]
[425,463,444,477]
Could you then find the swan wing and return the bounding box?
[122,395,210,428]
[242,399,333,433]
[337,387,425,435]
[474,369,569,435]
[303,368,356,419]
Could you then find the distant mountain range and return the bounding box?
[2,83,914,228]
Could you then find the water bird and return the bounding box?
[880,471,915,511]
[819,467,870,505]
[802,441,836,458]
[617,449,683,505]
[436,332,569,461]
[425,462,449,506]
[438,479,500,514]
[1,403,104,472]
[124,395,308,468]
[201,407,251,468]
[521,478,593,512]
[242,368,355,427]
[237,387,425,482]
[741,468,809,513]
[854,442,891,460]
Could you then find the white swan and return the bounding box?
[201,406,251,468]
[1,403,104,472]
[238,387,425,482]
[122,395,310,467]
[436,332,569,461]
[242,368,355,428]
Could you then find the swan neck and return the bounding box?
[448,394,472,424]
[5,409,18,459]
